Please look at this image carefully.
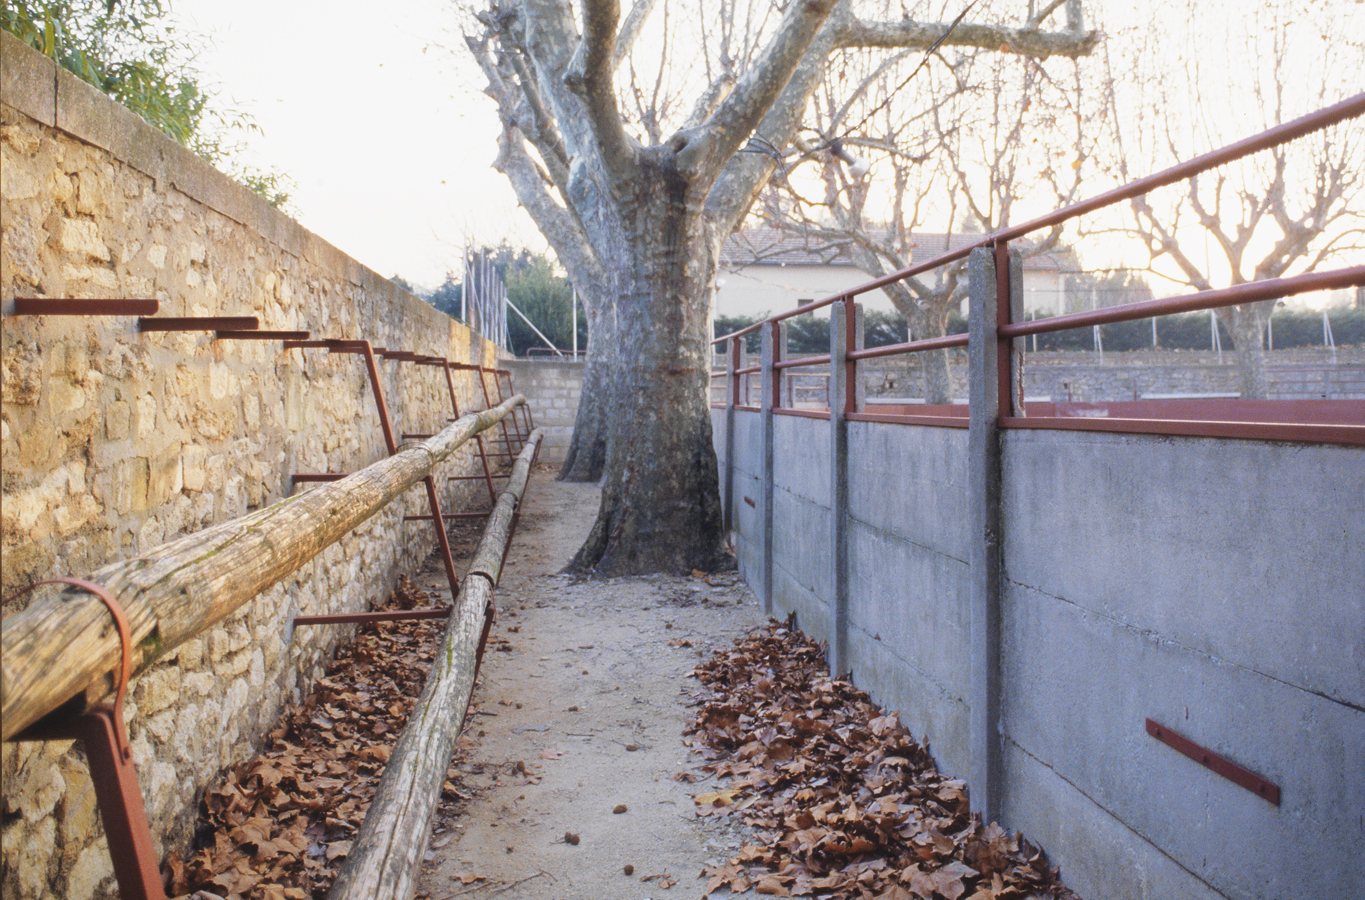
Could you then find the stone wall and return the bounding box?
[1,32,509,899]
[501,359,582,463]
[727,348,1365,405]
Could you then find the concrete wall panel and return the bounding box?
[1000,740,1228,900]
[1001,429,1364,706]
[719,399,1363,900]
[771,486,834,611]
[847,518,969,707]
[773,413,830,505]
[847,421,970,560]
[1003,579,1365,899]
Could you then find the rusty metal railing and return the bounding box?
[712,91,1365,446]
[3,299,536,900]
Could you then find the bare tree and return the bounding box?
[465,0,1095,574]
[755,7,1098,402]
[1094,0,1365,398]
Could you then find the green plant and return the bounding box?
[2,0,295,210]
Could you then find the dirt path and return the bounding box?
[415,473,760,900]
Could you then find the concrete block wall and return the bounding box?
[1,33,503,900]
[501,359,582,463]
[712,410,1364,900]
[729,347,1365,404]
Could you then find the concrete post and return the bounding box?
[759,321,783,615]
[967,246,1003,823]
[828,302,863,679]
[723,337,739,533]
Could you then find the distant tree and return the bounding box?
[428,275,464,319]
[1093,0,1364,397]
[1,0,295,209]
[504,255,585,356]
[756,0,1097,403]
[422,246,586,355]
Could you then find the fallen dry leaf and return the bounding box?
[688,617,1078,900]
[163,576,461,900]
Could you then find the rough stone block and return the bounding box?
[181,444,207,492]
[104,400,131,441]
[133,666,183,718]
[147,449,182,507]
[112,457,150,513]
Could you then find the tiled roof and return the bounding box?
[720,227,1060,270]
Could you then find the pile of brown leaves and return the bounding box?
[165,577,459,900]
[686,619,1078,900]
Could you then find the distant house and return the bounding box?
[714,227,1067,319]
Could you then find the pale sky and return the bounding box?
[169,0,1361,307]
[174,0,544,292]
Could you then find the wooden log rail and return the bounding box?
[329,428,543,900]
[1,396,527,742]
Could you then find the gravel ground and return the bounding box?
[415,474,762,900]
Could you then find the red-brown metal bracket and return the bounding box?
[4,578,168,900]
[288,340,464,605]
[12,297,159,316]
[138,316,258,332]
[437,359,499,504]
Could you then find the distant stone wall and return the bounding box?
[502,359,582,463]
[865,347,1365,402]
[1,32,506,900]
[728,347,1365,405]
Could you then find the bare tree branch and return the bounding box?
[613,0,661,68]
[673,0,839,183]
[565,0,639,182]
[838,16,1097,58]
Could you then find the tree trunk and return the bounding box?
[1221,301,1272,399]
[567,153,729,575]
[558,298,612,482]
[911,307,954,405]
[884,281,953,405]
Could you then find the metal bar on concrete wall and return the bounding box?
[967,246,1004,823]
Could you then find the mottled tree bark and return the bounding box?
[569,154,729,573]
[558,298,612,482]
[1222,302,1273,399]
[467,0,1097,573]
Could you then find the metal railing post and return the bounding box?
[968,245,1004,823]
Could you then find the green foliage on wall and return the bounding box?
[2,0,295,210]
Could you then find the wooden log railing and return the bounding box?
[1,396,526,742]
[329,427,543,900]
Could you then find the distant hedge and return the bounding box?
[1025,308,1364,352]
[716,308,1363,356]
